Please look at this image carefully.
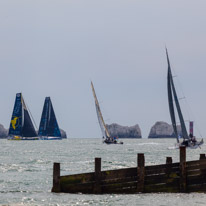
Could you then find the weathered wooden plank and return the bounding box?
[145,162,179,171]
[102,181,137,190]
[144,181,180,193]
[187,183,206,193]
[145,173,179,185]
[187,163,206,172]
[145,167,179,176]
[60,172,94,185]
[186,159,206,167]
[101,182,137,193]
[187,175,206,185]
[101,175,137,185]
[187,169,202,177]
[61,182,94,193]
[101,184,137,194]
[60,168,137,186]
[101,167,137,181]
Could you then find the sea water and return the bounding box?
[0,138,206,206]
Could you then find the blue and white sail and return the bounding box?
[8,93,38,140]
[38,97,61,140]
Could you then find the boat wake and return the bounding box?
[138,142,161,146]
[167,146,178,150]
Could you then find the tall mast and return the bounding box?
[21,94,26,128]
[91,81,110,138]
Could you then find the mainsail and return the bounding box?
[166,49,189,142]
[9,93,37,137]
[91,81,110,139]
[38,97,61,137]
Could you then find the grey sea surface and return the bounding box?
[0,138,206,206]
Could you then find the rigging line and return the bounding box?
[170,63,192,116]
[171,65,203,138]
[178,97,186,100]
[174,72,203,137]
[183,97,203,138]
[176,120,190,124]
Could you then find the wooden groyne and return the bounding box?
[52,146,206,193]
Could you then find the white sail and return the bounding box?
[91,81,110,139]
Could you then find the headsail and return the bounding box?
[9,93,37,137]
[166,49,189,141]
[38,97,61,137]
[91,81,110,139]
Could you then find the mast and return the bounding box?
[166,49,189,141]
[166,49,178,142]
[91,81,110,138]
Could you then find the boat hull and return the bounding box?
[103,140,123,144]
[8,136,39,140]
[174,138,204,149]
[39,136,62,140]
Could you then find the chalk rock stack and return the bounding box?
[60,129,67,138]
[106,123,142,138]
[0,124,8,138]
[148,121,182,138]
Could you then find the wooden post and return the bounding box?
[166,157,172,164]
[137,153,145,193]
[200,154,206,160]
[166,157,172,179]
[179,146,186,192]
[51,162,60,192]
[94,157,101,193]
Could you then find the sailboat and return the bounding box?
[166,48,203,149]
[8,93,39,140]
[38,97,62,140]
[91,81,123,144]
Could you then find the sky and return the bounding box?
[0,0,206,138]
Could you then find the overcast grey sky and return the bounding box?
[0,0,206,138]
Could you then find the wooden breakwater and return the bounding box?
[52,146,206,194]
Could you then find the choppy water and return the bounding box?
[0,138,206,206]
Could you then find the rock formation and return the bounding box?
[106,123,142,138]
[148,121,182,138]
[0,124,8,138]
[60,129,67,138]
